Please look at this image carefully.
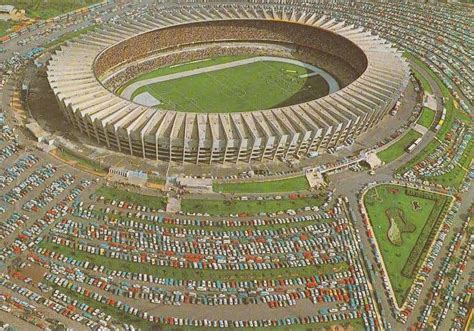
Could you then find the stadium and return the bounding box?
[47,3,410,164]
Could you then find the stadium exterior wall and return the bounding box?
[47,3,410,164]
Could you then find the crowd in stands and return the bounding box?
[49,2,407,165]
[95,19,366,86]
[105,43,357,92]
[286,0,472,111]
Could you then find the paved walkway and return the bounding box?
[413,123,428,135]
[121,56,340,100]
[166,196,181,213]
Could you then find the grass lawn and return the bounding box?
[417,107,436,128]
[147,176,166,185]
[96,186,167,210]
[0,20,14,37]
[398,53,473,188]
[213,176,309,193]
[413,70,433,94]
[45,24,96,48]
[125,56,329,113]
[0,0,101,20]
[55,148,106,174]
[181,195,325,216]
[364,184,451,305]
[434,166,467,187]
[377,129,422,164]
[39,241,348,282]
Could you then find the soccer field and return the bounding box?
[122,56,333,113]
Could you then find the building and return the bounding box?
[26,121,49,142]
[108,167,148,186]
[364,153,383,170]
[0,5,15,15]
[176,177,213,193]
[47,2,409,164]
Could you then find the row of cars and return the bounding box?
[22,173,75,212]
[211,168,302,182]
[399,198,460,324]
[449,269,473,331]
[0,154,39,189]
[93,192,339,227]
[43,270,368,329]
[417,212,471,329]
[0,121,20,217]
[41,261,365,309]
[0,274,98,330]
[3,164,58,205]
[5,179,93,259]
[0,177,97,328]
[0,141,19,164]
[44,213,352,272]
[13,188,379,329]
[318,1,473,109]
[2,0,114,46]
[401,120,472,184]
[0,213,29,240]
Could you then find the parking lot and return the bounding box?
[0,0,472,330]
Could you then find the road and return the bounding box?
[436,189,473,330]
[0,2,471,329]
[0,1,156,63]
[327,59,473,329]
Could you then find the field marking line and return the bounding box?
[122,56,340,100]
[254,60,306,108]
[299,72,320,78]
[169,58,211,68]
[133,92,161,107]
[204,65,256,112]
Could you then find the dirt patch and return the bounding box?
[12,262,47,284]
[50,149,107,177]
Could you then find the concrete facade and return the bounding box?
[47,2,410,164]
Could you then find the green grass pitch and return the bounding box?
[364,184,451,306]
[125,56,330,113]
